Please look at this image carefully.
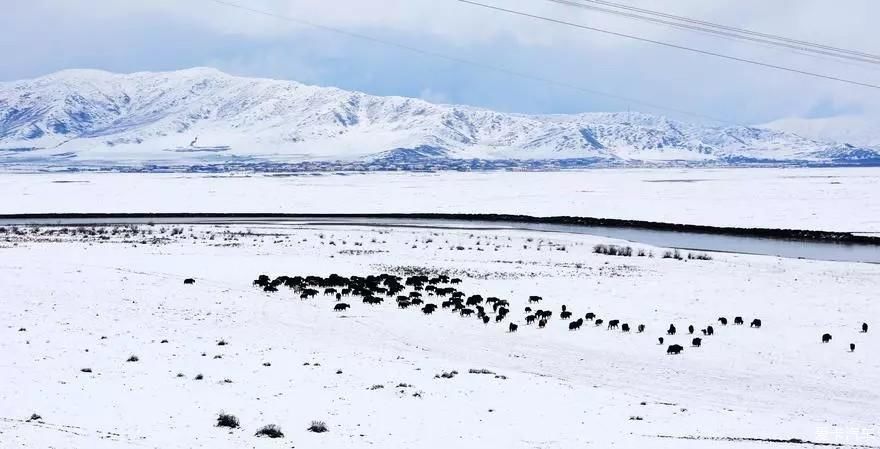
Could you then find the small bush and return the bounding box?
[28,413,42,421]
[255,424,285,438]
[195,374,204,380]
[468,368,495,375]
[307,421,328,433]
[127,355,139,362]
[80,368,92,373]
[216,413,240,429]
[435,370,458,379]
[593,244,633,257]
[217,339,228,346]
[369,384,385,390]
[688,252,712,260]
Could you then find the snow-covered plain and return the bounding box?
[1,167,879,232]
[1,223,878,448]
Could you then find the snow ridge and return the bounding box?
[1,68,877,170]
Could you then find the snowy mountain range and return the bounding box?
[1,68,877,171]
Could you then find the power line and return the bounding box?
[569,0,880,62]
[458,0,880,89]
[542,0,880,66]
[201,0,743,125]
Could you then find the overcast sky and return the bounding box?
[3,0,880,125]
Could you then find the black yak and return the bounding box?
[706,325,714,335]
[526,315,536,325]
[585,312,596,320]
[688,325,694,334]
[528,295,542,303]
[538,319,547,328]
[509,323,518,333]
[637,324,645,333]
[333,303,350,312]
[734,316,744,325]
[560,311,572,320]
[658,337,664,345]
[482,315,490,324]
[692,337,702,347]
[850,343,856,352]
[569,318,583,331]
[667,324,676,335]
[183,278,195,285]
[608,319,620,330]
[718,317,728,325]
[750,319,762,328]
[595,319,604,326]
[667,344,683,355]
[621,323,630,332]
[822,333,832,343]
[861,322,868,333]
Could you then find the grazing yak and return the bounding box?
[595,319,604,327]
[667,324,677,335]
[750,319,762,328]
[585,312,596,320]
[509,323,519,333]
[692,337,702,347]
[621,323,630,332]
[183,278,196,285]
[333,303,350,312]
[850,343,856,352]
[608,319,620,330]
[524,307,532,313]
[525,315,536,325]
[734,316,744,325]
[528,295,543,303]
[422,304,437,315]
[688,325,695,334]
[862,322,868,333]
[569,318,584,331]
[658,337,664,345]
[822,333,832,343]
[482,316,490,324]
[718,317,728,325]
[701,326,714,336]
[560,311,573,320]
[637,324,645,333]
[538,319,547,328]
[667,344,684,355]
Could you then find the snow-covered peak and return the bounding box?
[0,68,877,170]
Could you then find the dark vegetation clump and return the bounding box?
[307,421,328,433]
[255,424,285,438]
[592,244,633,257]
[216,413,240,429]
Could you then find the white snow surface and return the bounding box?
[1,168,879,233]
[1,223,878,448]
[0,68,874,167]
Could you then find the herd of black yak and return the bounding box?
[244,273,868,354]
